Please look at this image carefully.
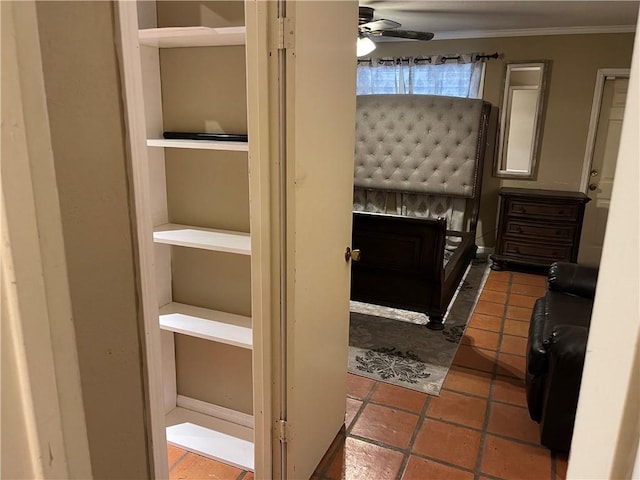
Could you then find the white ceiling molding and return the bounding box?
[432,24,637,40]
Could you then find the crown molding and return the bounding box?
[432,24,637,40]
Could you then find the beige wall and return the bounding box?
[35,1,150,478]
[367,33,635,246]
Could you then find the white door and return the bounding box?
[280,2,358,479]
[579,77,628,266]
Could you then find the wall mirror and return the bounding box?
[495,61,550,178]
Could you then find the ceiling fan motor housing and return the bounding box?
[358,6,375,25]
[358,5,434,42]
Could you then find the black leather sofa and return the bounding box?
[525,262,599,452]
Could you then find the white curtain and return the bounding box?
[357,54,485,99]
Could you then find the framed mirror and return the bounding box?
[495,61,550,178]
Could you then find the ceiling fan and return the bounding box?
[357,6,434,57]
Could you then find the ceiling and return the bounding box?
[360,1,639,40]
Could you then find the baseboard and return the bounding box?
[476,246,494,258]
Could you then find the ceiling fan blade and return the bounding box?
[359,18,401,32]
[376,29,435,41]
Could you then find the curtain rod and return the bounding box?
[357,52,500,65]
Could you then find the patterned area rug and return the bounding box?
[348,259,489,396]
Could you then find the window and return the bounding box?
[357,56,485,99]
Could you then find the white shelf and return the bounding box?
[139,26,246,48]
[147,138,249,152]
[153,224,251,255]
[159,302,252,349]
[166,407,254,471]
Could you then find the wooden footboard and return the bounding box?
[350,211,476,329]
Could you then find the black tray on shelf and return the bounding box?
[163,131,248,142]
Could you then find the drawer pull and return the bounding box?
[513,207,527,214]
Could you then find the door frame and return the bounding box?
[579,68,630,193]
[113,3,170,477]
[1,1,92,477]
[569,28,639,476]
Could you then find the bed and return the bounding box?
[350,94,492,329]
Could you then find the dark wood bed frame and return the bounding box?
[351,213,477,329]
[350,97,492,330]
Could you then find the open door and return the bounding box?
[277,2,358,479]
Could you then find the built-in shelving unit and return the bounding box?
[131,3,256,472]
[153,224,251,254]
[139,26,246,48]
[146,138,249,151]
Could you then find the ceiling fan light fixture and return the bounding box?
[357,35,376,57]
[357,6,434,47]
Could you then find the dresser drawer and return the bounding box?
[504,220,575,242]
[507,199,579,220]
[503,240,573,262]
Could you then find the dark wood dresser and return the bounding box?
[490,187,589,271]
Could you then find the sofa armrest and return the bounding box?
[548,324,589,366]
[548,262,599,299]
[538,324,589,452]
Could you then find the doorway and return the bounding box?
[579,69,630,267]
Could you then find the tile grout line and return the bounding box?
[346,430,480,477]
[367,398,429,417]
[517,274,558,480]
[316,379,378,478]
[404,453,477,476]
[352,382,548,467]
[481,270,554,480]
[348,380,378,436]
[442,381,522,404]
[319,426,544,480]
[316,426,346,478]
[473,270,512,479]
[352,412,554,451]
[168,449,190,473]
[321,271,545,480]
[514,271,556,480]
[551,451,569,480]
[393,389,433,480]
[346,380,546,478]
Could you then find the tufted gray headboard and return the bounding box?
[354,94,488,198]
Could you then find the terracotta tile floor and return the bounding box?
[166,269,569,480]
